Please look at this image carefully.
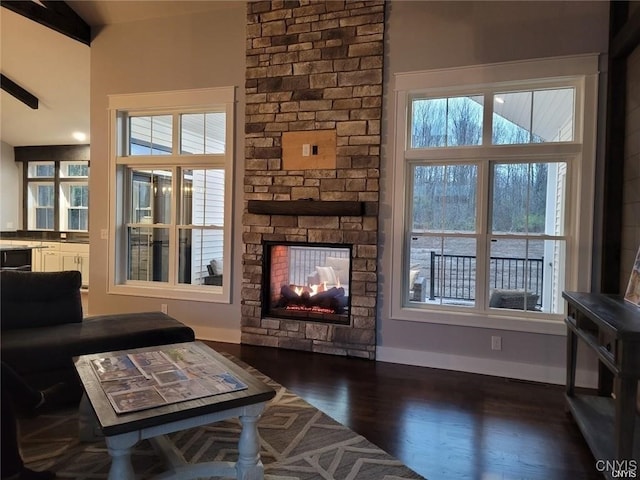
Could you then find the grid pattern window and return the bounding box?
[492,89,575,144]
[61,161,89,178]
[61,184,89,231]
[408,164,479,308]
[109,87,234,302]
[393,57,598,328]
[28,183,55,230]
[181,113,226,154]
[25,161,89,231]
[129,116,172,155]
[27,162,55,178]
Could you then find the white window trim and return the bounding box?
[107,87,235,303]
[389,55,599,335]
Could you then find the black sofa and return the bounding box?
[1,270,195,403]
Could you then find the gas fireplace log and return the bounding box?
[279,285,317,305]
[333,295,349,310]
[316,294,348,312]
[278,285,346,308]
[280,285,300,302]
[311,286,345,301]
[274,285,299,307]
[302,287,345,307]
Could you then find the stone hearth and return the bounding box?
[241,0,384,359]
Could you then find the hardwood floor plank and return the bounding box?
[204,341,600,480]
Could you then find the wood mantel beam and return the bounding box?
[247,200,378,216]
[2,1,90,46]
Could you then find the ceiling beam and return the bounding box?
[1,1,90,46]
[1,74,39,110]
[610,5,640,59]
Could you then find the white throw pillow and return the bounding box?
[409,269,420,287]
[210,258,223,276]
[326,257,349,285]
[315,266,337,285]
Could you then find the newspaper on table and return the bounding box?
[90,344,247,414]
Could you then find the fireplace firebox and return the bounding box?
[262,242,352,324]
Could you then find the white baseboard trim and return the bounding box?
[193,326,241,344]
[376,346,597,388]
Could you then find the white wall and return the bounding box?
[88,5,246,342]
[0,141,20,231]
[378,1,609,385]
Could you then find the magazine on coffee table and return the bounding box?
[90,344,247,414]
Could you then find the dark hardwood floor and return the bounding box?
[204,341,600,480]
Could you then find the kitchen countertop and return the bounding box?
[0,232,89,244]
[0,244,46,250]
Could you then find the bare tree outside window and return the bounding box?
[411,96,482,148]
[448,97,482,146]
[412,165,477,233]
[491,163,549,234]
[411,98,446,147]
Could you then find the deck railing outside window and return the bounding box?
[422,252,544,307]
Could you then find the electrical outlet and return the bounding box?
[161,304,168,314]
[302,144,310,156]
[491,335,502,351]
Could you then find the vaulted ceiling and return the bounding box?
[1,4,90,147]
[0,1,235,148]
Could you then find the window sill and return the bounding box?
[390,305,566,335]
[108,283,229,304]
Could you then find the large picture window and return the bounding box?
[108,88,234,303]
[392,56,598,331]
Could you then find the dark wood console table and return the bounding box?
[563,291,640,469]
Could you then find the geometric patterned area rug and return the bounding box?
[18,354,426,480]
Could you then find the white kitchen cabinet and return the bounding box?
[60,242,90,287]
[0,240,89,286]
[39,242,62,272]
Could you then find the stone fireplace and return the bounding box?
[241,0,384,359]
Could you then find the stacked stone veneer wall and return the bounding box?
[241,0,384,359]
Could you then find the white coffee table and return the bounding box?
[74,341,275,480]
